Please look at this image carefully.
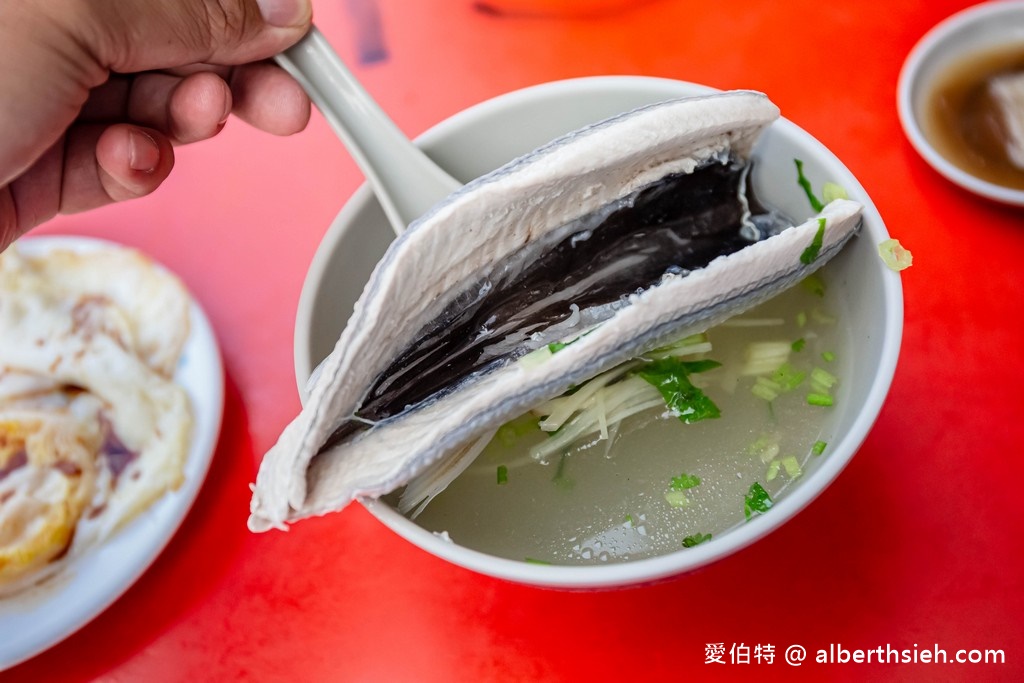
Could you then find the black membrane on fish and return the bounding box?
[323,153,786,449]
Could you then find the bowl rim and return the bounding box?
[896,0,1024,205]
[296,75,903,588]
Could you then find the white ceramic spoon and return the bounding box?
[275,27,462,234]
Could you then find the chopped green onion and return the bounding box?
[810,367,838,393]
[878,238,913,271]
[744,482,774,520]
[679,359,723,374]
[752,376,782,402]
[495,413,540,447]
[546,326,599,354]
[771,363,807,391]
[800,273,827,297]
[749,434,781,463]
[821,351,836,363]
[800,217,827,265]
[670,473,702,490]
[795,159,825,212]
[781,455,802,478]
[822,182,849,203]
[547,336,579,355]
[552,453,574,490]
[664,490,691,508]
[636,357,721,424]
[766,459,781,481]
[519,345,553,368]
[753,362,806,402]
[682,532,712,548]
[624,514,634,526]
[811,440,827,456]
[496,465,508,485]
[796,311,808,328]
[524,557,551,565]
[791,338,806,352]
[807,392,834,407]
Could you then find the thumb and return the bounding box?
[81,0,313,73]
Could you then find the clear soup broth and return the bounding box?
[394,271,847,565]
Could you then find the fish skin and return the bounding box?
[281,199,862,525]
[248,91,853,531]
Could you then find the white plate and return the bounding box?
[0,236,224,670]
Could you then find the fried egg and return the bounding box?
[0,243,193,595]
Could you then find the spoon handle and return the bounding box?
[276,27,461,234]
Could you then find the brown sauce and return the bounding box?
[0,449,28,480]
[100,418,138,478]
[923,43,1024,189]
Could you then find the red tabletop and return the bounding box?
[8,0,1023,680]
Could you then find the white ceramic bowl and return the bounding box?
[295,76,903,589]
[897,1,1024,205]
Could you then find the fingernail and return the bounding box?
[128,129,159,173]
[256,0,309,28]
[219,98,232,127]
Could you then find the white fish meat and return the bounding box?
[249,90,862,531]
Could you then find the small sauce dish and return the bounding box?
[898,1,1024,205]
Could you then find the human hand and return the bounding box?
[0,0,314,251]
